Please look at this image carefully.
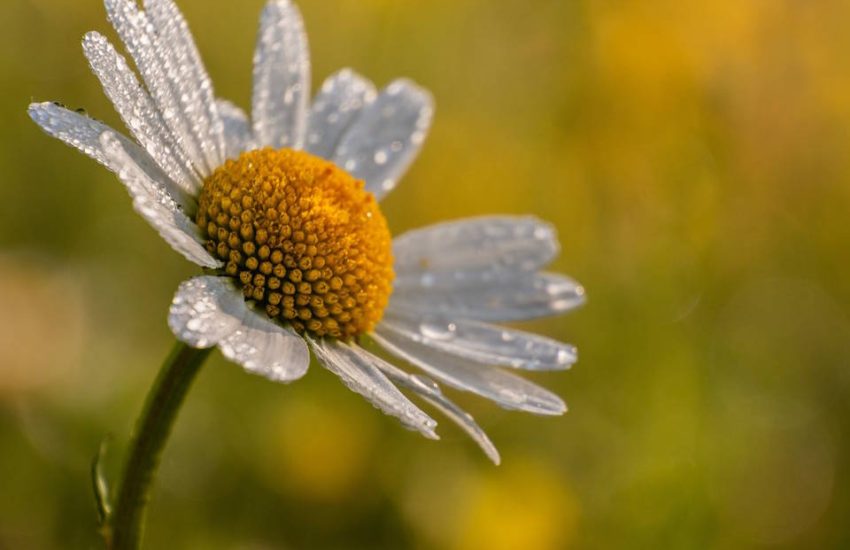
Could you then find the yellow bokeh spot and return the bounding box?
[264,398,378,502]
[455,458,580,550]
[0,257,87,396]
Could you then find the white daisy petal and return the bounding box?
[104,0,212,175]
[168,276,246,347]
[251,0,310,149]
[348,345,500,464]
[219,305,310,383]
[388,272,586,322]
[28,102,195,211]
[305,69,376,159]
[143,0,226,170]
[373,326,567,416]
[381,314,577,371]
[30,101,125,169]
[393,216,559,287]
[309,339,438,439]
[169,276,310,382]
[332,79,433,200]
[217,99,254,160]
[100,132,220,268]
[393,269,523,294]
[82,31,200,193]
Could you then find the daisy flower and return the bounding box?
[29,0,584,466]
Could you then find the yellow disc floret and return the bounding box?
[197,148,394,339]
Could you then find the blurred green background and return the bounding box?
[3,0,850,547]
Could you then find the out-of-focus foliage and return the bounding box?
[2,0,850,547]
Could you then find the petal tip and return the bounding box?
[521,391,567,416]
[27,102,44,119]
[81,30,103,47]
[489,451,502,466]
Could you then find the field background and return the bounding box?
[2,0,850,547]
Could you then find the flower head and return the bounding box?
[198,147,395,339]
[29,0,585,463]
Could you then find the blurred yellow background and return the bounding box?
[3,0,850,547]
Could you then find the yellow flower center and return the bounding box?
[197,148,394,339]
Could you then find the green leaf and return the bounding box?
[91,436,113,526]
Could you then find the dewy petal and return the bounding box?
[169,275,246,347]
[381,314,577,371]
[82,31,200,193]
[373,326,567,416]
[348,344,500,464]
[251,0,310,149]
[217,99,254,160]
[28,102,195,212]
[310,339,438,439]
[99,132,220,268]
[143,0,226,170]
[29,102,128,170]
[305,69,376,160]
[393,216,559,288]
[332,79,433,201]
[219,304,310,383]
[169,276,310,382]
[388,272,586,322]
[104,0,213,176]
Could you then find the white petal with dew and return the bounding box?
[381,314,577,371]
[332,79,433,201]
[251,0,310,149]
[104,0,211,175]
[388,272,586,322]
[169,276,246,347]
[28,102,195,212]
[29,102,130,167]
[143,0,226,170]
[219,306,310,383]
[82,31,200,193]
[348,345,500,464]
[100,132,220,268]
[309,339,438,439]
[216,99,254,160]
[373,325,567,415]
[169,276,310,382]
[393,216,559,286]
[305,69,376,159]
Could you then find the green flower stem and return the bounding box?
[106,341,212,550]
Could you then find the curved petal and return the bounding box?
[348,344,500,464]
[381,314,577,371]
[388,272,586,322]
[143,0,226,169]
[82,31,200,193]
[332,79,433,200]
[28,102,194,210]
[305,69,376,159]
[309,339,438,439]
[100,132,219,268]
[251,0,310,149]
[30,102,127,168]
[169,276,310,382]
[104,0,213,175]
[218,305,310,383]
[393,216,559,287]
[169,276,246,347]
[373,326,567,416]
[216,99,254,160]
